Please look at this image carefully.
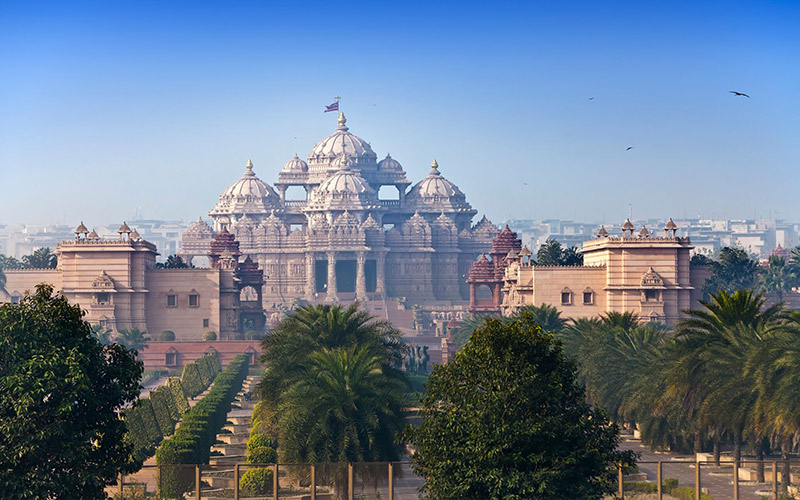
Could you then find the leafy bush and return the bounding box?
[179,352,219,399]
[158,330,176,341]
[624,481,657,493]
[663,477,679,493]
[240,467,273,496]
[203,330,217,341]
[672,486,713,500]
[244,330,263,340]
[247,446,277,464]
[247,433,274,453]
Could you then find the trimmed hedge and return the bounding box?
[167,377,190,415]
[157,354,249,496]
[672,486,713,500]
[247,433,274,453]
[240,467,273,496]
[180,353,221,398]
[624,481,657,493]
[124,378,190,461]
[247,446,277,464]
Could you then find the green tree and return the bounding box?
[535,238,564,265]
[759,255,799,302]
[0,285,142,499]
[0,254,23,270]
[116,328,151,352]
[450,314,494,351]
[518,303,568,333]
[91,323,114,345]
[408,313,634,500]
[670,290,784,474]
[704,246,761,294]
[21,247,57,269]
[257,303,405,407]
[562,245,584,266]
[0,267,6,297]
[156,255,193,269]
[277,346,408,464]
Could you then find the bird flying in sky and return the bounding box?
[729,91,750,98]
[626,146,634,151]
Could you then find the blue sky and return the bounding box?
[1,1,798,226]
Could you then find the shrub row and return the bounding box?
[672,486,713,500]
[156,354,249,497]
[124,377,190,461]
[180,352,221,398]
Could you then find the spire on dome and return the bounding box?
[244,159,255,176]
[337,112,348,131]
[430,159,440,175]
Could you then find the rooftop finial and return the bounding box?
[338,152,349,170]
[337,111,347,130]
[430,159,440,175]
[246,159,253,169]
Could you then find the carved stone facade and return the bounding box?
[181,113,495,307]
[2,223,264,340]
[473,219,707,325]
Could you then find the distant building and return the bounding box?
[470,219,706,325]
[2,223,263,340]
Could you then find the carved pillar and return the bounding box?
[326,251,338,302]
[398,186,406,207]
[279,186,286,203]
[376,252,386,296]
[356,252,367,299]
[305,252,315,300]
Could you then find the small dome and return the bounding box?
[210,160,281,216]
[75,221,88,234]
[519,245,532,257]
[664,218,678,230]
[281,154,308,173]
[377,153,403,172]
[87,229,99,240]
[406,160,473,214]
[638,226,651,238]
[622,219,635,231]
[130,228,142,241]
[118,221,131,234]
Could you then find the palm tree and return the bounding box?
[0,267,7,298]
[21,247,57,269]
[276,346,408,498]
[91,324,114,345]
[535,238,563,266]
[759,256,799,302]
[450,314,493,351]
[517,303,568,334]
[115,328,150,352]
[670,290,785,480]
[561,246,584,266]
[600,311,640,332]
[257,303,406,407]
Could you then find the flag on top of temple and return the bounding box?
[324,101,339,113]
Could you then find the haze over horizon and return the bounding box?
[1,0,798,226]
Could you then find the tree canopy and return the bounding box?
[535,238,583,266]
[156,255,194,269]
[704,246,761,294]
[0,285,143,499]
[408,312,633,500]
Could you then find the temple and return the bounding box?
[181,112,496,307]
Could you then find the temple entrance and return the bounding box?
[315,259,328,293]
[365,260,377,292]
[335,260,356,293]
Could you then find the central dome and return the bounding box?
[305,154,379,212]
[308,113,377,167]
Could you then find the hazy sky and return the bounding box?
[1,1,798,226]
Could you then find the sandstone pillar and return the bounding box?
[356,252,367,299]
[305,252,315,300]
[376,252,386,296]
[326,251,338,302]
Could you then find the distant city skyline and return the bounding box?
[1,1,799,225]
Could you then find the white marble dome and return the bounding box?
[306,155,379,211]
[209,160,281,216]
[406,160,473,213]
[281,154,308,173]
[308,113,377,162]
[377,153,403,172]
